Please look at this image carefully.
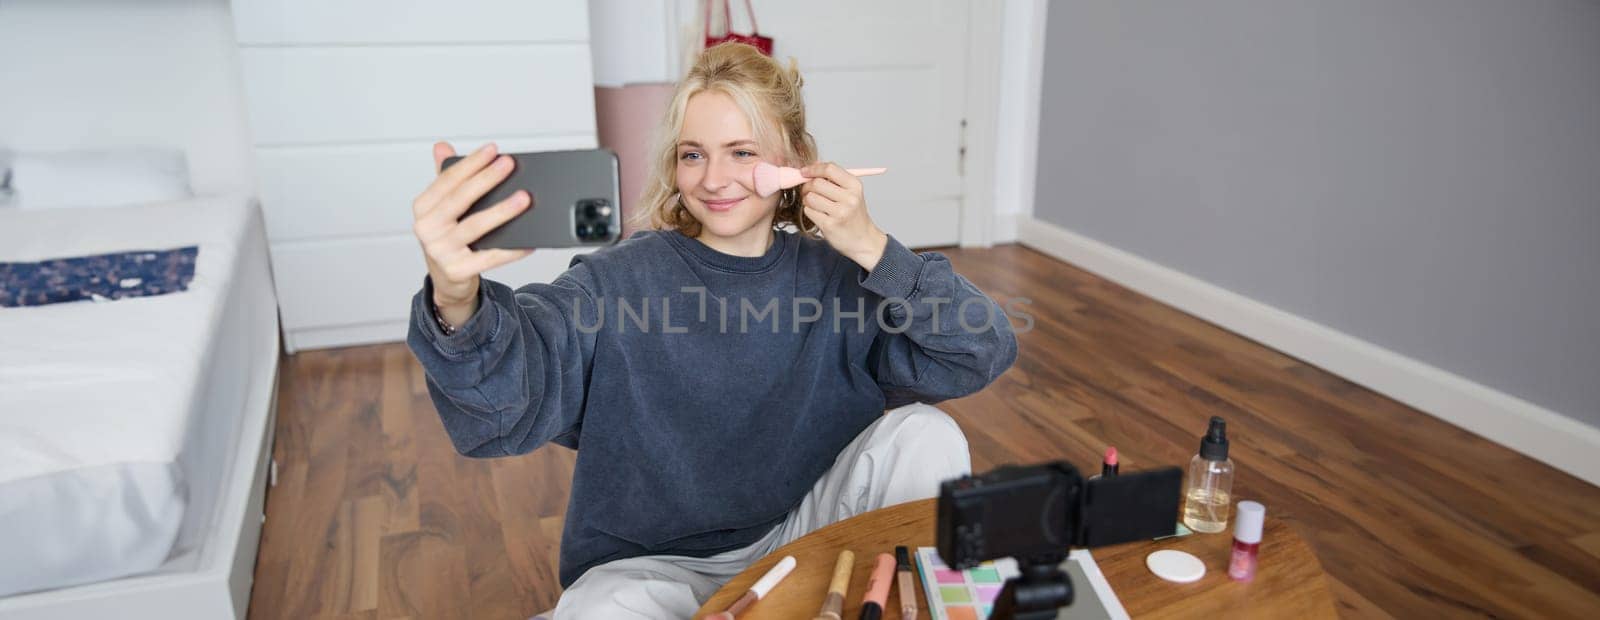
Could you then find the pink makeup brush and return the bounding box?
[752,161,888,197]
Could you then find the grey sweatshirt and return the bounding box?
[407,229,1017,587]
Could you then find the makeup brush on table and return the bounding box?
[753,161,887,197]
[814,550,855,620]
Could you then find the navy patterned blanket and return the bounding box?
[0,246,199,307]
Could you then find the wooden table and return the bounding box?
[696,499,1336,619]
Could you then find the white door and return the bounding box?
[731,0,969,249]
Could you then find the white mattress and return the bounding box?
[0,194,271,597]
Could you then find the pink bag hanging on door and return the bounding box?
[704,0,773,55]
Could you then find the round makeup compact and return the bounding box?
[1146,549,1207,583]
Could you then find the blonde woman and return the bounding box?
[407,43,1017,617]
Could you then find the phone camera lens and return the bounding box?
[573,199,613,242]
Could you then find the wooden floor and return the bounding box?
[248,244,1600,619]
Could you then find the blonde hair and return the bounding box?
[633,42,819,238]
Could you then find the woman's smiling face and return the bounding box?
[675,91,783,249]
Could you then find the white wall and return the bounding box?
[588,0,685,87]
[0,0,256,196]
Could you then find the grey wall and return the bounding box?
[1034,0,1600,428]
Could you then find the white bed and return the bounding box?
[0,194,279,619]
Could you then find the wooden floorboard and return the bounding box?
[248,243,1600,619]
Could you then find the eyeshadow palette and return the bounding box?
[914,548,1016,619]
[913,547,1127,620]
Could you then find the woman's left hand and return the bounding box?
[800,162,889,271]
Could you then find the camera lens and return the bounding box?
[592,222,610,238]
[576,222,592,238]
[582,202,599,219]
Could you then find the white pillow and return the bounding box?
[8,148,192,210]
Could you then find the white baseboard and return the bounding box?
[1017,216,1600,487]
[285,320,407,353]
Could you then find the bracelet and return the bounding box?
[431,302,458,336]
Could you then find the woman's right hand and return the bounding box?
[412,141,534,326]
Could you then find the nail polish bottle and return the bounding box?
[1228,500,1265,581]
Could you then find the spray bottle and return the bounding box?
[1182,416,1234,533]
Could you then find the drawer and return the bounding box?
[231,0,588,45]
[255,134,597,242]
[269,235,590,331]
[239,45,596,145]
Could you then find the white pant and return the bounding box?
[547,403,971,619]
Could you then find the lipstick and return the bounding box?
[1102,446,1119,477]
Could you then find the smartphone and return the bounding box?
[440,148,621,249]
